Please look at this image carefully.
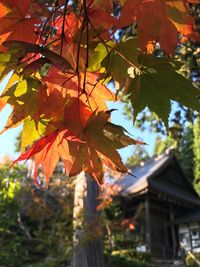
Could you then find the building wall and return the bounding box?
[179,222,200,253]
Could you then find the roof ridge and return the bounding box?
[135,149,173,169]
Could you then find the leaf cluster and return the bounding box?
[0,0,199,185]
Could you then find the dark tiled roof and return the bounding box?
[116,151,200,206]
[117,151,172,195]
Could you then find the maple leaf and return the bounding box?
[125,55,200,125]
[102,38,139,88]
[0,50,26,80]
[3,40,74,72]
[87,7,117,30]
[88,41,115,72]
[21,117,46,152]
[116,0,195,54]
[0,73,73,136]
[43,67,116,112]
[0,76,41,133]
[0,64,115,139]
[52,6,115,71]
[137,2,178,54]
[64,110,127,182]
[13,100,91,186]
[0,0,198,189]
[0,98,6,111]
[14,108,142,187]
[21,58,50,77]
[14,128,83,187]
[21,98,88,153]
[52,11,82,69]
[0,0,38,46]
[54,11,82,39]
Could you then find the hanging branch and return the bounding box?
[60,0,69,56]
[82,0,89,94]
[39,3,65,46]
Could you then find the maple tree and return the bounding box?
[0,0,199,187]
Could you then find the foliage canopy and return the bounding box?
[0,0,199,186]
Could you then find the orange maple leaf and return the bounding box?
[0,0,38,46]
[14,108,141,187]
[14,128,83,187]
[53,11,82,68]
[43,67,116,112]
[0,98,6,111]
[116,0,195,54]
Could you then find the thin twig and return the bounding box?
[82,0,89,93]
[60,0,69,56]
[39,4,65,45]
[88,18,139,70]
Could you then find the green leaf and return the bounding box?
[88,41,114,72]
[0,49,26,80]
[2,76,40,105]
[21,117,46,151]
[1,73,20,98]
[0,52,11,73]
[102,38,139,87]
[126,55,200,126]
[14,80,27,97]
[0,77,41,134]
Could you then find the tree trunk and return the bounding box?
[70,172,104,267]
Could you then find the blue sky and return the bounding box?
[0,76,158,162]
[0,105,22,161]
[0,75,22,161]
[108,102,158,161]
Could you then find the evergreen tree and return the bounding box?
[126,145,150,168]
[153,134,178,157]
[193,116,200,195]
[179,123,194,181]
[153,123,194,181]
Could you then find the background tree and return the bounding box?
[126,145,150,169]
[0,158,27,266]
[193,116,200,195]
[153,123,194,180]
[0,157,75,267]
[71,173,104,267]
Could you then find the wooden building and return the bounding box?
[116,151,200,260]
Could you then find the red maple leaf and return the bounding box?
[43,67,116,112]
[14,107,141,187]
[116,0,195,54]
[0,0,39,46]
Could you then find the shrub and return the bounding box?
[105,249,152,267]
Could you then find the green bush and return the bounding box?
[105,249,152,267]
[0,160,74,267]
[105,255,151,267]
